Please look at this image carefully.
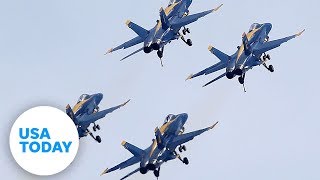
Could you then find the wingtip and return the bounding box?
[122,99,131,106]
[125,20,131,26]
[213,4,223,12]
[208,45,213,51]
[296,29,305,37]
[100,168,109,176]
[209,121,219,129]
[186,74,193,81]
[105,48,113,55]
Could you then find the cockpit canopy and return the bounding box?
[249,23,262,32]
[78,94,90,102]
[164,114,176,124]
[168,0,180,5]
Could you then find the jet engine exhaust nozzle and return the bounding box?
[140,167,148,174]
[226,72,235,79]
[151,43,160,51]
[234,69,243,76]
[143,46,152,54]
[146,163,156,171]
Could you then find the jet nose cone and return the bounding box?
[178,113,188,124]
[264,23,272,27]
[97,93,103,99]
[95,93,103,102]
[263,23,272,33]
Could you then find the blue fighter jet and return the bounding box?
[187,23,305,90]
[66,93,130,143]
[106,0,223,65]
[101,113,218,179]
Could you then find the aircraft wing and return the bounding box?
[168,122,218,150]
[106,36,144,54]
[253,29,305,56]
[186,45,229,80]
[78,100,130,126]
[186,62,226,80]
[101,156,140,176]
[171,4,223,30]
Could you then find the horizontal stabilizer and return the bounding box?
[126,20,149,39]
[121,47,144,61]
[203,73,226,87]
[171,4,223,30]
[120,168,140,180]
[121,141,144,157]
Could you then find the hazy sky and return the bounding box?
[1,0,319,179]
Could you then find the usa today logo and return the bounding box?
[9,106,79,176]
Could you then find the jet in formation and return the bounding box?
[101,113,218,179]
[66,93,130,143]
[187,23,305,90]
[106,0,223,65]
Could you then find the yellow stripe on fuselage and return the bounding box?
[164,2,180,16]
[72,98,90,114]
[236,28,261,61]
[159,120,175,134]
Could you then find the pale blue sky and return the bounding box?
[1,0,319,179]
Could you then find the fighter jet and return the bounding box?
[187,23,305,90]
[106,0,223,65]
[65,93,130,143]
[101,113,218,179]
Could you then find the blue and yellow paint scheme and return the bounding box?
[105,0,223,63]
[187,23,305,88]
[66,93,130,143]
[101,113,218,179]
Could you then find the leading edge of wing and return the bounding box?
[168,122,219,150]
[105,36,144,55]
[171,4,223,30]
[100,156,140,176]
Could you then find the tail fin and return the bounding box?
[242,32,251,55]
[154,127,165,149]
[159,7,170,30]
[121,141,144,157]
[66,104,75,120]
[208,45,230,63]
[125,20,149,39]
